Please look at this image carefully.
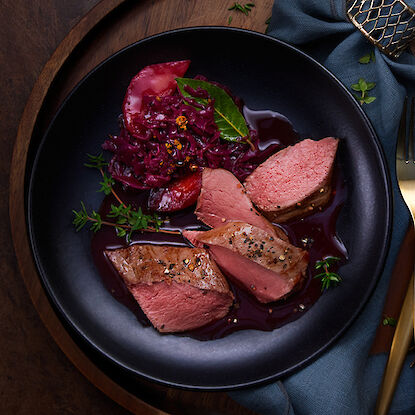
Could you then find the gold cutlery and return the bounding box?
[375,97,415,415]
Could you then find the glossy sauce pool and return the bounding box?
[91,108,347,340]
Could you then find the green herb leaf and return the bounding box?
[382,316,397,327]
[228,2,255,15]
[98,173,115,195]
[84,153,108,169]
[324,256,341,265]
[90,211,102,232]
[351,78,376,105]
[228,16,232,25]
[358,78,368,92]
[176,77,250,142]
[358,51,376,64]
[106,203,164,239]
[116,227,126,238]
[72,201,89,231]
[363,96,376,104]
[73,203,104,233]
[314,256,341,291]
[358,53,371,64]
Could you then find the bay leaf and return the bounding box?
[176,77,249,142]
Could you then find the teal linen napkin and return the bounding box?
[231,1,415,414]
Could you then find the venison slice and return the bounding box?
[196,167,288,241]
[244,138,339,223]
[105,244,233,332]
[191,222,308,303]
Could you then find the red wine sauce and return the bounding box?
[91,108,347,340]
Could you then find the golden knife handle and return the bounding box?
[375,274,414,415]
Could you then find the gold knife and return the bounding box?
[375,274,414,415]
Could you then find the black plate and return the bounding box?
[28,27,391,390]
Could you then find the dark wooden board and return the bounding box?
[7,0,412,413]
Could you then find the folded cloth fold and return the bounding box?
[230,1,415,414]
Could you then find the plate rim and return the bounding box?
[26,26,393,390]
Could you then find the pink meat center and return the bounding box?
[129,281,232,332]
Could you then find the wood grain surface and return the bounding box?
[3,1,273,414]
[5,0,412,413]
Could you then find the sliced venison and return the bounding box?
[191,222,308,303]
[244,137,339,223]
[196,167,287,241]
[105,245,233,332]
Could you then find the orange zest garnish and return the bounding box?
[175,115,188,130]
[173,139,183,150]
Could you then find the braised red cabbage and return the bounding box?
[103,81,264,189]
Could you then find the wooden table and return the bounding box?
[1,1,274,413]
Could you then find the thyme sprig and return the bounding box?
[228,2,255,15]
[351,78,376,105]
[84,153,125,205]
[73,201,102,232]
[73,153,181,239]
[107,204,163,239]
[73,201,168,241]
[314,256,341,291]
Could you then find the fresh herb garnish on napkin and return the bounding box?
[351,78,376,105]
